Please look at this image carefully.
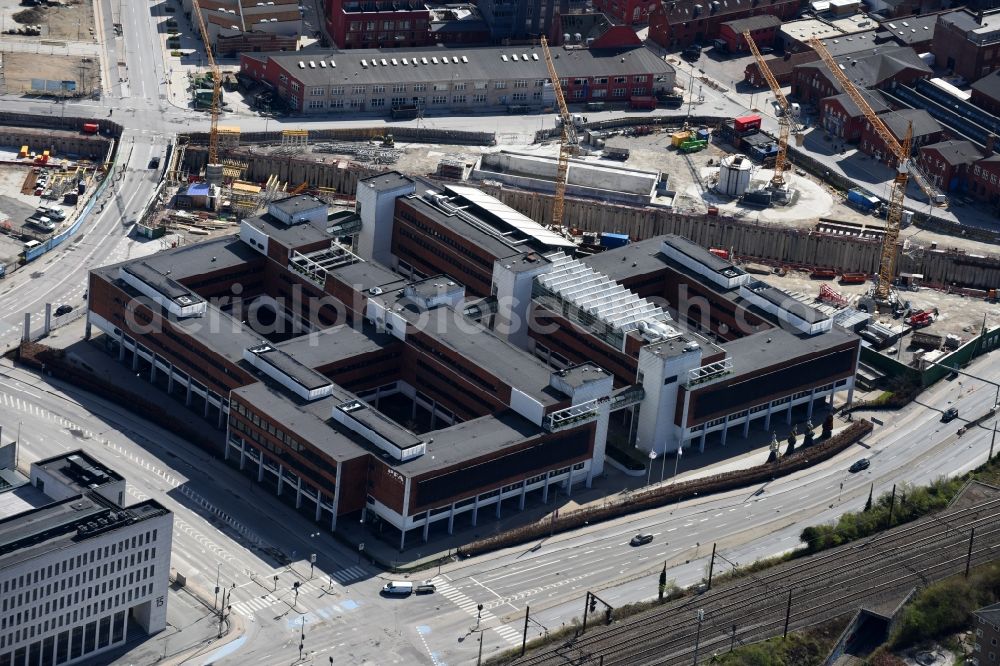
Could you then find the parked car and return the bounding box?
[682,44,703,61]
[381,581,413,596]
[55,305,73,316]
[941,407,959,422]
[415,582,436,594]
[848,458,870,473]
[630,533,654,546]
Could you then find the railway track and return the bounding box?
[509,494,1000,665]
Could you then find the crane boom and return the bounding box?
[540,35,574,231]
[806,37,943,207]
[191,0,221,165]
[744,31,791,189]
[808,36,912,301]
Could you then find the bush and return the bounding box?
[799,477,965,554]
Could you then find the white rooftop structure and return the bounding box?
[443,185,576,249]
[534,253,676,351]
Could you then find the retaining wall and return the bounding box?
[481,186,1000,289]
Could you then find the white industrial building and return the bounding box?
[0,449,173,666]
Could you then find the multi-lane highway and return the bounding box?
[1,344,996,664]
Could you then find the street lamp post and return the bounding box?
[309,553,316,579]
[293,581,301,609]
[647,450,657,486]
[476,603,483,630]
[214,563,221,610]
[672,445,684,483]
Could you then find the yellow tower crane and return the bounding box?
[540,35,575,231]
[808,36,928,309]
[743,31,795,192]
[191,0,222,166]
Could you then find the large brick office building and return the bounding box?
[87,182,859,548]
[239,43,675,114]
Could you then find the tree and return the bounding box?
[803,419,814,447]
[658,562,667,602]
[864,483,874,512]
[786,427,797,456]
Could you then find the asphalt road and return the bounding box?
[2,346,996,665]
[0,0,996,662]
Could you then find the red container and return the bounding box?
[82,122,99,134]
[733,114,761,133]
[839,272,867,285]
[810,269,837,280]
[629,96,657,110]
[709,247,729,259]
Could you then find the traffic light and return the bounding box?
[604,609,613,625]
[588,594,597,613]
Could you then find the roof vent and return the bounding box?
[532,53,539,60]
[462,55,469,62]
[402,57,409,64]
[501,54,509,61]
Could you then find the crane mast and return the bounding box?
[743,31,792,191]
[808,36,916,303]
[192,0,222,165]
[540,35,575,231]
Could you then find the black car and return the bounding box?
[630,533,654,546]
[415,583,436,594]
[941,407,959,422]
[148,157,160,169]
[848,458,870,473]
[55,305,73,316]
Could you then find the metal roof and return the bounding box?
[443,185,576,249]
[536,253,674,335]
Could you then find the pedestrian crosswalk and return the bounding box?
[231,580,323,617]
[431,577,520,645]
[329,565,367,584]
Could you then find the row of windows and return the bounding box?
[413,359,497,417]
[396,210,497,271]
[0,610,128,666]
[2,549,156,617]
[1,568,154,650]
[2,531,157,596]
[394,228,491,291]
[408,335,499,393]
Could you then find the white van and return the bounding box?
[381,581,413,596]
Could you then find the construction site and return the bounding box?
[130,30,998,395]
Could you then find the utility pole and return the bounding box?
[582,592,591,633]
[783,590,793,638]
[692,609,704,665]
[477,630,484,665]
[707,543,717,590]
[966,527,976,578]
[729,625,737,652]
[521,606,530,657]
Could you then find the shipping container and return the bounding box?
[696,128,710,141]
[810,269,837,280]
[82,122,99,134]
[733,115,761,133]
[19,145,28,158]
[911,331,943,350]
[670,131,691,148]
[839,272,868,285]
[600,232,630,248]
[680,139,707,153]
[629,96,657,110]
[708,247,729,259]
[604,146,630,161]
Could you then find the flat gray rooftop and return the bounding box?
[274,323,396,369]
[359,171,414,193]
[133,236,260,282]
[255,346,332,391]
[243,212,330,250]
[0,495,169,569]
[123,262,203,306]
[403,195,525,262]
[662,234,746,278]
[36,451,124,491]
[270,194,326,217]
[403,306,566,406]
[330,260,408,294]
[715,326,858,384]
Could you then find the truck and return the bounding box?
[733,114,761,134]
[847,189,880,211]
[629,96,657,110]
[905,309,935,328]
